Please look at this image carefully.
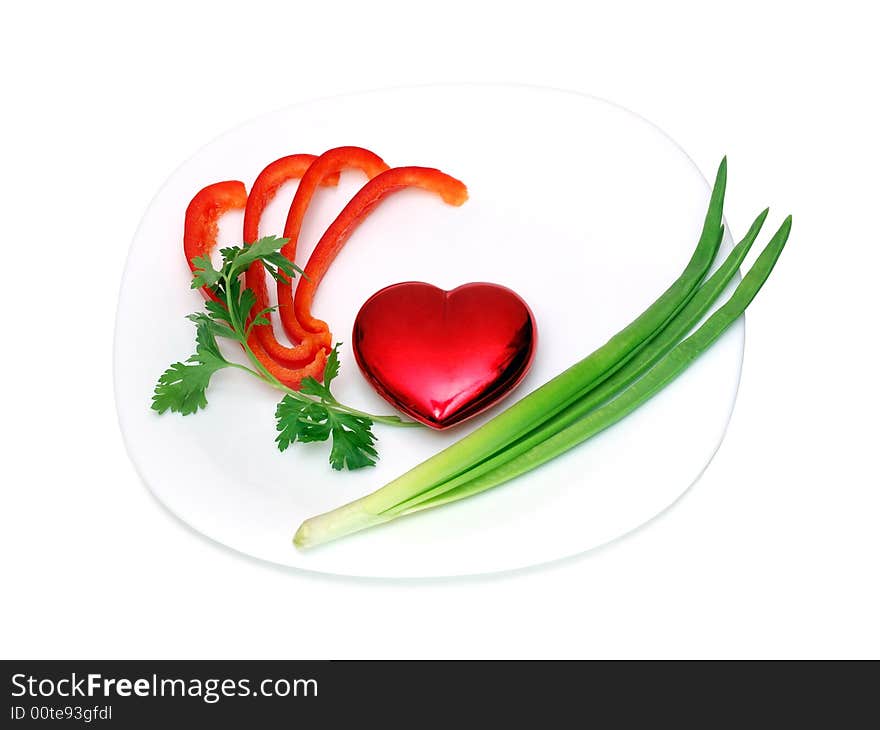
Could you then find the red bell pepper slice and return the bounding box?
[243,154,339,367]
[293,166,469,335]
[183,179,328,389]
[275,146,389,358]
[249,334,328,389]
[184,180,247,301]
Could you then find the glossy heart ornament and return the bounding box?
[352,282,537,429]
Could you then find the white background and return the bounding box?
[2,0,877,658]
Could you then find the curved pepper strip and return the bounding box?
[183,180,327,389]
[294,166,469,335]
[276,146,390,359]
[251,332,328,389]
[243,154,339,367]
[184,181,247,302]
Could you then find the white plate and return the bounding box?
[114,85,743,578]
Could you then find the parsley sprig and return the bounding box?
[152,236,418,470]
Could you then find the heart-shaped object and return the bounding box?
[352,282,537,429]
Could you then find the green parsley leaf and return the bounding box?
[222,275,244,329]
[228,236,290,275]
[204,299,232,325]
[299,376,332,401]
[297,344,342,400]
[152,362,214,415]
[323,343,342,386]
[245,306,278,336]
[237,287,256,327]
[275,396,332,449]
[274,395,378,470]
[261,250,304,282]
[219,245,244,264]
[190,255,221,290]
[186,312,236,340]
[151,321,230,415]
[191,320,228,367]
[327,411,378,470]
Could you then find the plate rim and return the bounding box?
[113,82,745,580]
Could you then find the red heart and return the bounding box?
[352,282,537,429]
